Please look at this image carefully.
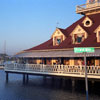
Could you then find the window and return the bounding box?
[54,36,63,46]
[57,39,61,44]
[82,17,93,27]
[86,21,90,25]
[84,20,92,27]
[74,33,84,44]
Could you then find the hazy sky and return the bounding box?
[0,0,86,55]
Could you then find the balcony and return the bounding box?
[76,1,100,15]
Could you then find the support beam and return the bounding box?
[91,80,95,86]
[23,74,26,84]
[72,79,75,88]
[26,74,29,83]
[51,77,55,82]
[72,79,76,92]
[62,78,66,87]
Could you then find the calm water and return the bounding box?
[0,70,100,100]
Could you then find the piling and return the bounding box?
[23,74,26,84]
[72,79,75,88]
[26,74,29,83]
[6,72,9,82]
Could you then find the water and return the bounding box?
[0,70,100,100]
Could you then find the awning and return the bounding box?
[15,48,100,58]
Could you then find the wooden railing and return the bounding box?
[76,1,100,14]
[4,63,100,76]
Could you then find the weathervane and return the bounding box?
[56,22,59,28]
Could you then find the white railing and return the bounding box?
[4,63,100,76]
[76,1,100,13]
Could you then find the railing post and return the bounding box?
[80,65,82,75]
[26,64,29,71]
[14,63,16,70]
[40,64,43,72]
[42,64,44,72]
[26,74,29,83]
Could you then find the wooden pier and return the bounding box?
[4,63,100,83]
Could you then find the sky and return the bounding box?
[0,0,86,55]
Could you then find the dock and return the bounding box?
[4,63,100,83]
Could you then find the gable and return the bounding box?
[51,28,66,46]
[70,25,88,38]
[94,25,100,33]
[51,28,66,39]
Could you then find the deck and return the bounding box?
[76,1,100,14]
[4,63,100,79]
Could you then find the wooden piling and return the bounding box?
[26,74,29,83]
[72,79,75,88]
[23,74,26,84]
[6,72,9,82]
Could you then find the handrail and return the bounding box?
[76,1,100,13]
[4,63,100,76]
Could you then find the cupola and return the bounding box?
[76,0,100,15]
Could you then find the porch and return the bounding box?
[4,63,100,79]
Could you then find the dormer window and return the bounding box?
[54,36,63,45]
[52,28,66,46]
[71,25,88,44]
[57,38,61,44]
[74,33,85,44]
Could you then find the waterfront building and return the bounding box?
[5,0,100,80]
[15,0,100,67]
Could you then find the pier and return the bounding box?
[4,63,100,83]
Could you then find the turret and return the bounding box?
[76,0,100,15]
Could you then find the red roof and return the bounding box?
[25,13,100,51]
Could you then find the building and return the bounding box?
[4,0,100,81]
[15,0,100,67]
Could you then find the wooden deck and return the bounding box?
[4,63,100,79]
[76,1,100,14]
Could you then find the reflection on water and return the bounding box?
[0,70,100,100]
